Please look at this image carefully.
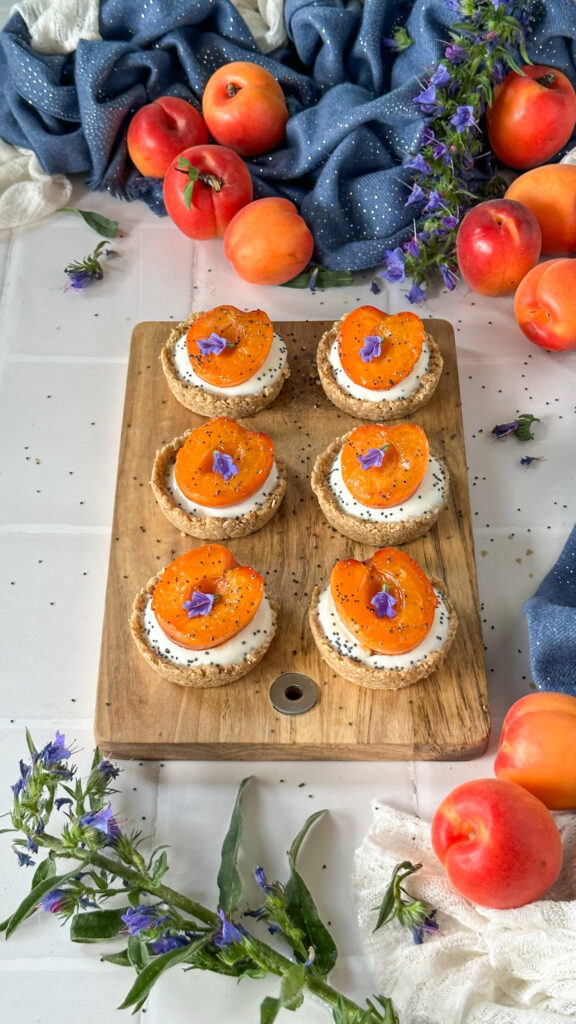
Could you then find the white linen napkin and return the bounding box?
[354,803,576,1024]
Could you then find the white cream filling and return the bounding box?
[166,460,280,519]
[172,332,287,395]
[142,593,274,667]
[328,337,431,402]
[316,585,450,669]
[326,451,447,522]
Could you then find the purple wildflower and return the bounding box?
[520,456,543,466]
[121,904,168,936]
[432,140,449,161]
[12,759,31,797]
[66,267,100,291]
[404,236,420,258]
[450,105,476,133]
[439,264,458,291]
[213,909,244,948]
[79,803,120,840]
[405,153,431,175]
[197,332,228,357]
[423,189,443,213]
[182,590,217,619]
[444,43,466,62]
[421,126,436,147]
[440,214,459,230]
[212,450,239,481]
[40,888,70,913]
[405,183,426,208]
[308,266,319,293]
[55,797,73,810]
[492,420,519,438]
[380,246,406,283]
[357,446,388,471]
[370,278,382,295]
[371,588,397,619]
[412,84,440,115]
[149,930,193,954]
[359,335,383,363]
[40,731,71,767]
[26,834,38,853]
[429,64,452,89]
[255,866,272,892]
[15,849,35,867]
[406,281,426,304]
[96,759,120,781]
[413,908,439,944]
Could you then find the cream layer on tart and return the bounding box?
[172,332,288,395]
[166,460,281,519]
[326,450,447,522]
[327,337,431,401]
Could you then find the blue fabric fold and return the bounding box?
[524,527,576,697]
[0,0,575,269]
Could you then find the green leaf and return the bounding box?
[61,207,119,238]
[184,180,195,209]
[70,907,130,943]
[25,728,38,758]
[372,861,420,933]
[280,963,306,1010]
[102,949,132,967]
[217,776,251,916]
[282,267,354,289]
[151,850,169,884]
[91,746,103,770]
[4,867,81,938]
[332,995,349,1024]
[0,827,15,835]
[284,811,338,975]
[118,937,203,1012]
[31,856,57,889]
[260,996,281,1024]
[128,934,150,973]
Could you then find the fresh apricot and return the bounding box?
[338,307,425,390]
[151,544,264,650]
[223,197,314,286]
[330,547,438,655]
[505,164,576,255]
[174,417,275,507]
[186,305,273,387]
[340,423,429,507]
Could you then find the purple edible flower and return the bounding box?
[412,84,440,115]
[79,802,120,840]
[149,930,193,954]
[359,335,383,363]
[405,281,426,304]
[370,278,382,295]
[121,904,168,936]
[405,153,431,175]
[371,588,397,619]
[182,590,217,618]
[308,266,319,293]
[444,42,466,63]
[380,246,406,283]
[439,264,458,291]
[40,888,70,913]
[413,908,439,944]
[40,731,71,767]
[15,849,35,867]
[440,214,459,230]
[405,183,426,208]
[429,64,452,89]
[357,446,388,471]
[520,456,543,466]
[492,420,519,438]
[95,758,120,781]
[197,332,228,356]
[423,189,443,214]
[450,104,476,133]
[213,909,244,948]
[212,450,239,481]
[11,759,31,797]
[404,236,420,259]
[55,797,73,810]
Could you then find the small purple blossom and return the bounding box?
[40,731,71,767]
[421,126,436,147]
[357,446,388,471]
[405,153,431,175]
[55,797,73,810]
[450,105,476,133]
[380,246,406,283]
[406,281,426,304]
[520,456,544,466]
[413,909,439,944]
[405,183,426,208]
[197,332,228,357]
[149,930,193,954]
[15,848,35,867]
[429,64,452,89]
[370,277,382,295]
[213,909,243,948]
[444,42,466,62]
[26,834,38,853]
[11,759,31,797]
[371,588,397,619]
[308,266,319,293]
[492,420,519,438]
[403,236,420,259]
[212,450,239,481]
[96,759,120,781]
[412,84,440,115]
[121,904,168,936]
[423,189,443,213]
[182,590,217,619]
[439,264,458,291]
[79,803,120,840]
[359,335,383,363]
[40,888,69,913]
[432,140,449,161]
[440,214,459,230]
[255,866,272,892]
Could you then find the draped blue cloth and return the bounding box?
[0,0,575,269]
[524,527,576,697]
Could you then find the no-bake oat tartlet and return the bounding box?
[161,305,289,417]
[309,547,458,690]
[130,543,278,687]
[311,421,449,545]
[317,305,442,420]
[151,416,286,539]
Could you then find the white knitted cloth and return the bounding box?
[354,803,576,1024]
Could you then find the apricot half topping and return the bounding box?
[340,422,429,508]
[330,547,438,655]
[174,417,274,508]
[151,543,264,650]
[338,306,425,390]
[186,305,273,387]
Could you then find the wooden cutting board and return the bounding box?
[94,318,489,761]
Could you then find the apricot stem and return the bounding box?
[536,72,556,88]
[226,81,241,97]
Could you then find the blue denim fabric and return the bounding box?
[0,0,575,268]
[524,526,576,696]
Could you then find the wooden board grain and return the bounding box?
[94,319,490,761]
